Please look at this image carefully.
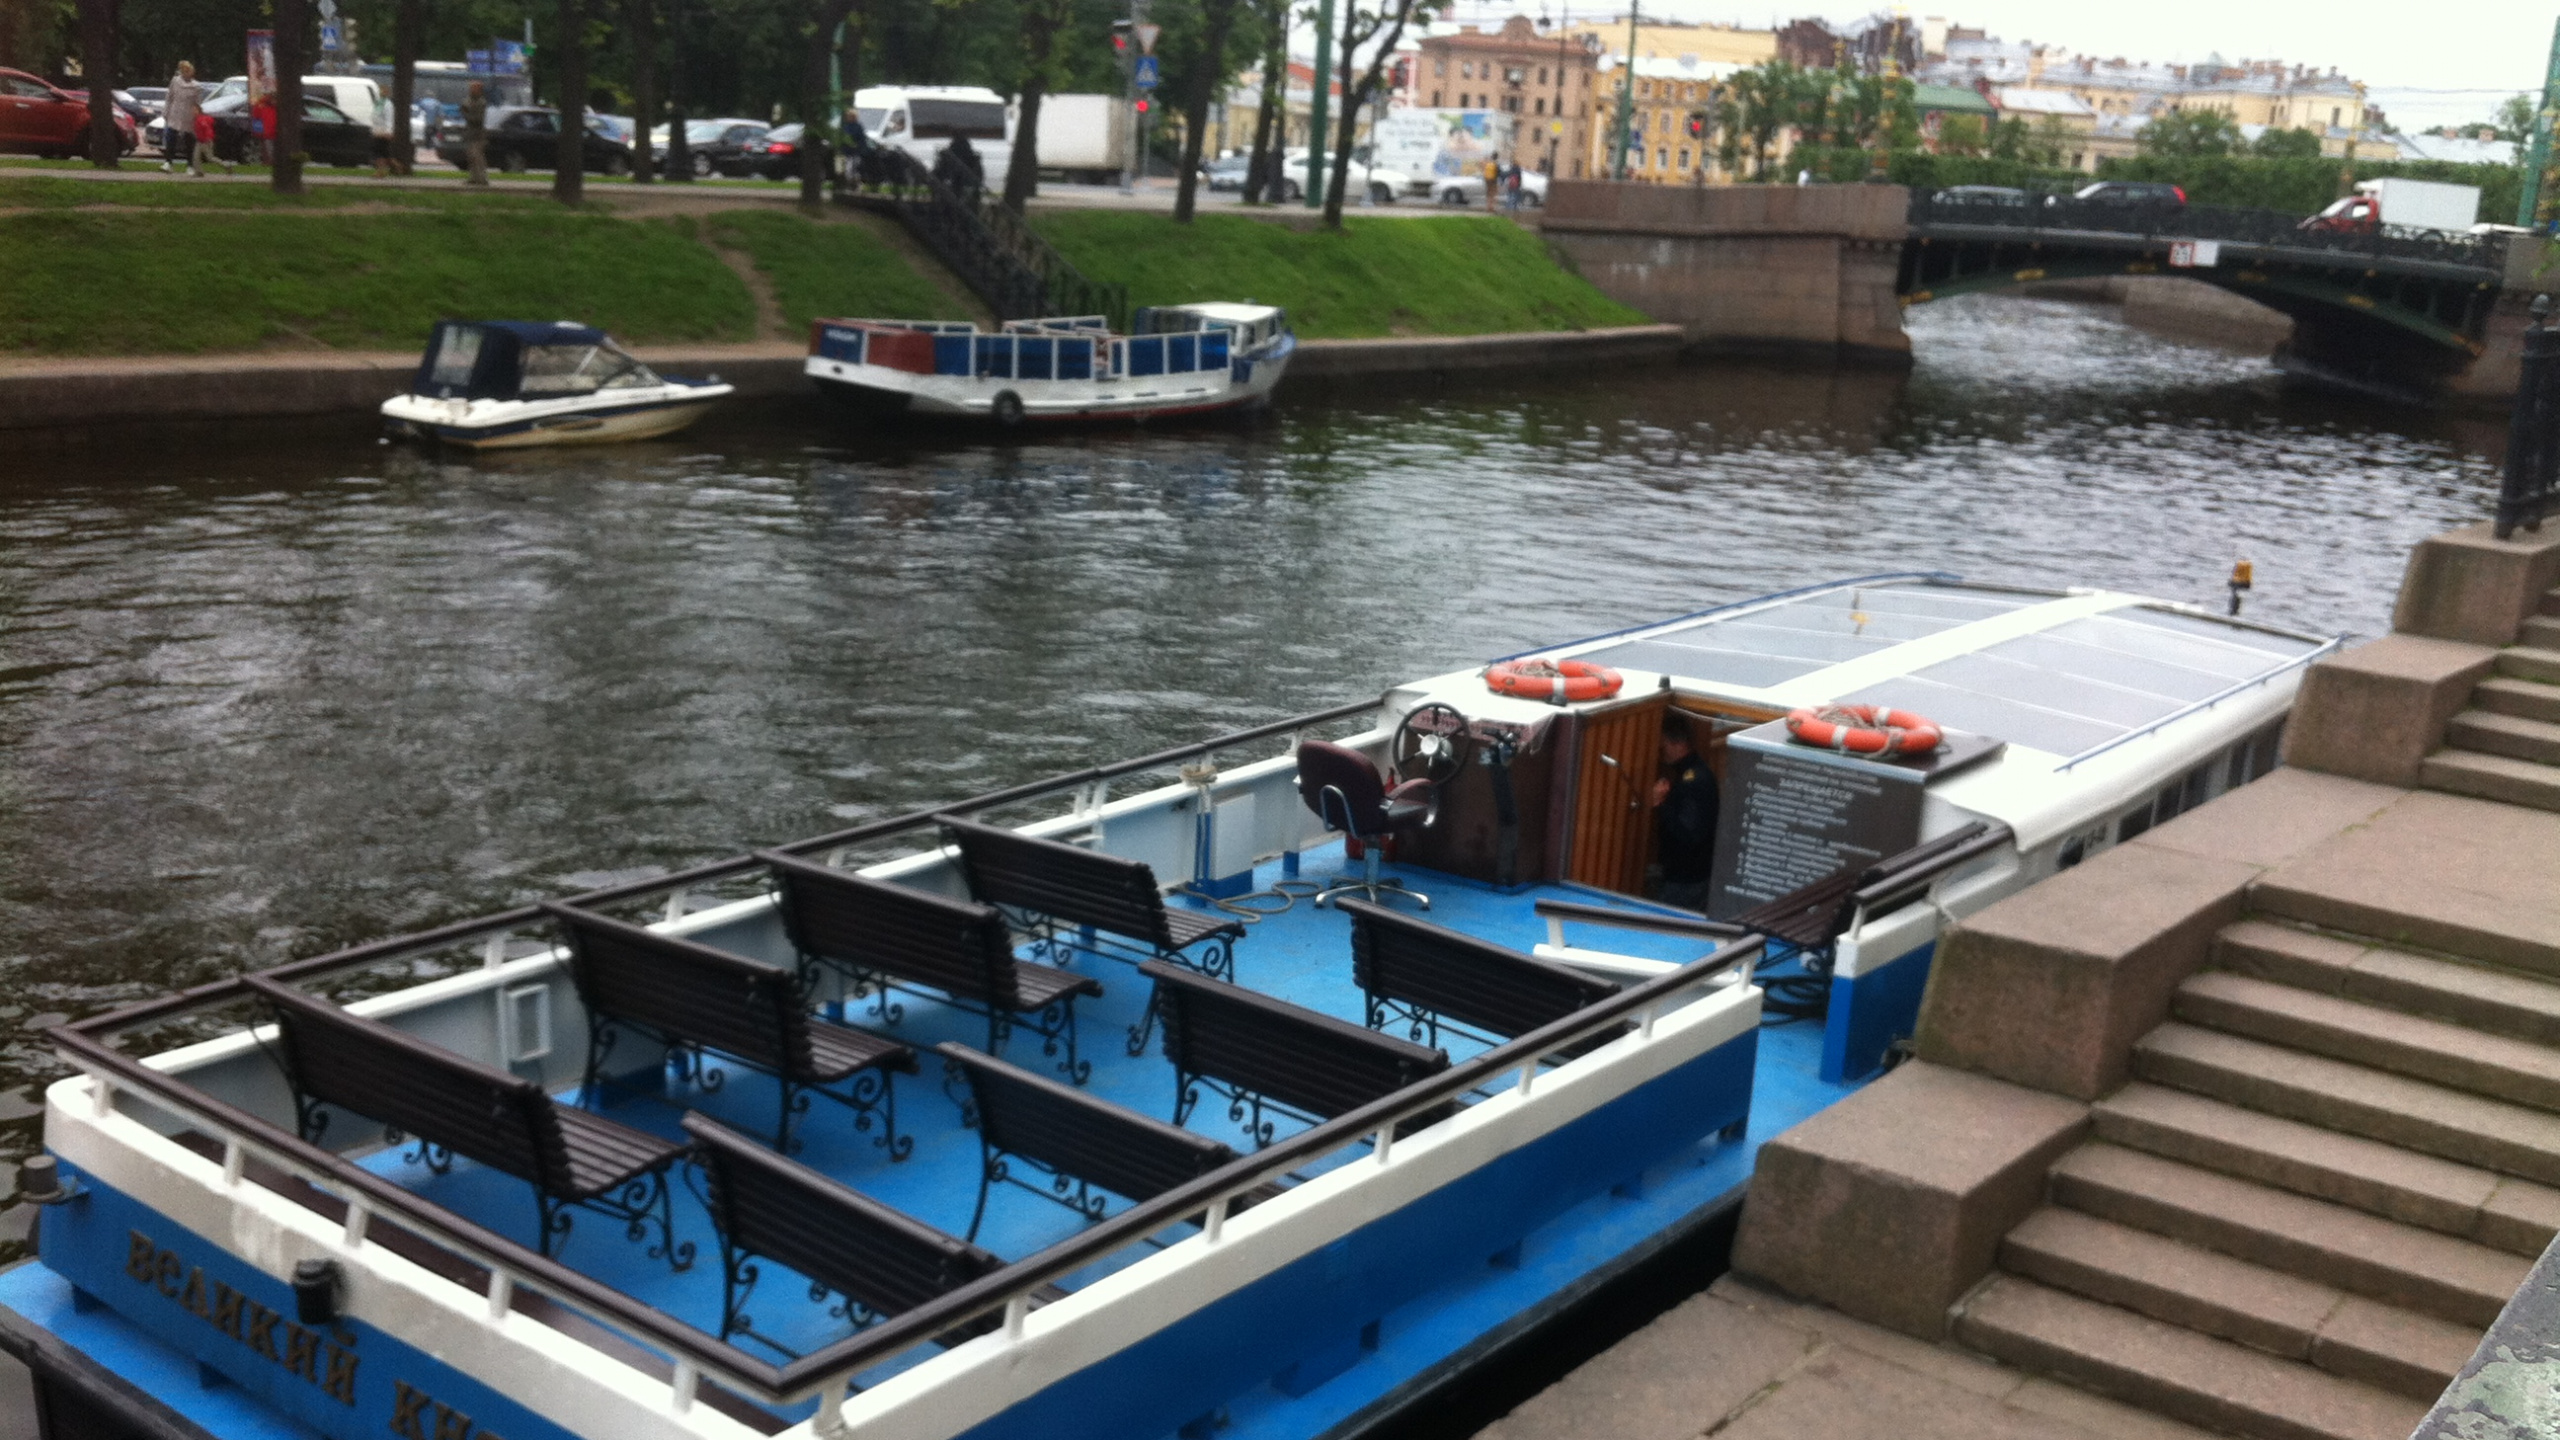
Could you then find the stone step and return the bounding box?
[2525,614,2560,650]
[2419,747,2560,814]
[2174,970,2560,1113]
[2446,707,2560,766]
[1955,1275,2431,1440]
[2135,1021,2560,1188]
[2048,1142,2530,1327]
[1999,1208,2476,1401]
[2475,675,2560,724]
[2215,919,2560,1049]
[2496,646,2560,684]
[2544,585,2560,618]
[2092,1081,2560,1256]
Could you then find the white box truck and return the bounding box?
[1027,93,1129,184]
[1373,108,1515,199]
[2301,177,2480,236]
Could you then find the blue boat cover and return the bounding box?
[411,320,617,400]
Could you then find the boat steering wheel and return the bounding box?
[1392,703,1475,787]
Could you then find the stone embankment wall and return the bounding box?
[1538,182,1913,365]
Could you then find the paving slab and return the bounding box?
[2252,790,2560,976]
[2131,768,2406,871]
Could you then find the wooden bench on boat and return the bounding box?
[761,850,1103,1084]
[540,904,917,1158]
[939,814,1246,1053]
[936,1041,1237,1243]
[1336,896,1622,1051]
[683,1112,1011,1359]
[1138,960,1448,1149]
[242,973,691,1268]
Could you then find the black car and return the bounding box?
[740,122,828,180]
[435,106,637,175]
[661,118,769,177]
[2073,180,2184,206]
[206,92,372,168]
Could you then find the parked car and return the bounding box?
[0,66,137,156]
[1430,169,1549,207]
[741,121,828,180]
[124,86,167,117]
[652,118,768,176]
[2299,193,2379,235]
[1284,147,1408,204]
[206,92,374,167]
[435,106,637,175]
[1934,184,2032,207]
[1200,153,1251,191]
[2073,179,2184,206]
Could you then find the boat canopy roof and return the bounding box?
[412,319,660,401]
[1549,576,2330,761]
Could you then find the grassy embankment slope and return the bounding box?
[1032,211,1648,339]
[0,179,957,355]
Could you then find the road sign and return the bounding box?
[1134,55,1160,90]
[319,20,342,52]
[2168,240,2220,268]
[1135,22,1160,54]
[317,0,336,17]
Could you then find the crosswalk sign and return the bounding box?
[1134,55,1160,90]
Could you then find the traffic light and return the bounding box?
[1111,19,1132,56]
[1686,111,1707,139]
[1134,97,1150,114]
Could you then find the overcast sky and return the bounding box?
[1424,0,2543,132]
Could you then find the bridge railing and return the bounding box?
[2502,320,2560,540]
[1908,190,2508,273]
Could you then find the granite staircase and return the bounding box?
[2420,593,2560,814]
[1953,910,2560,1440]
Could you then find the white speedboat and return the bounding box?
[804,304,1294,426]
[7,575,2338,1440]
[381,321,733,450]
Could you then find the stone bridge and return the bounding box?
[1538,181,2541,404]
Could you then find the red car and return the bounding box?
[0,66,138,157]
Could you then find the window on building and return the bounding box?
[1505,95,1519,112]
[1506,67,1524,84]
[1431,90,1442,106]
[1534,97,1545,115]
[1538,66,1548,83]
[1656,147,1667,168]
[1677,147,1690,168]
[1638,80,1649,98]
[1461,61,1473,78]
[1433,60,1446,77]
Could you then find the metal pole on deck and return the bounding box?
[1610,1,1636,181]
[2522,18,2560,229]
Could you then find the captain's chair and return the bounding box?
[1295,741,1435,910]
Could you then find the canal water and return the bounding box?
[0,294,2508,1251]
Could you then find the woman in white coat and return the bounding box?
[161,61,202,174]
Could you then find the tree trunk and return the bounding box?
[1000,0,1064,213]
[800,0,856,205]
[553,0,585,203]
[390,0,422,174]
[663,0,689,181]
[79,0,116,168]
[273,0,306,193]
[1171,0,1236,222]
[1240,5,1281,202]
[625,0,655,182]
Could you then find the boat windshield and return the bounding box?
[517,342,659,395]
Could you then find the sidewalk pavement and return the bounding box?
[1474,1274,2218,1440]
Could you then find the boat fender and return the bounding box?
[1483,657,1623,705]
[992,390,1026,428]
[1784,704,1944,756]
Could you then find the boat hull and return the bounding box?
[804,342,1293,427]
[380,386,731,451]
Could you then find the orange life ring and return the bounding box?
[1785,704,1944,756]
[1485,657,1624,704]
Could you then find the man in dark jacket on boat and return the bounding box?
[1651,715,1719,911]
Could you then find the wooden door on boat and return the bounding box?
[1563,694,1670,895]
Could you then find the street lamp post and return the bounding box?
[1609,1,1636,180]
[1305,0,1335,207]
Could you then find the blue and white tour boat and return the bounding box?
[5,574,2338,1440]
[381,321,735,450]
[803,304,1294,426]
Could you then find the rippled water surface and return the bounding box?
[0,294,2508,1223]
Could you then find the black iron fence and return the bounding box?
[853,168,1129,327]
[2503,320,2560,540]
[1907,190,2510,274]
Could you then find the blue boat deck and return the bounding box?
[6,845,1873,1440]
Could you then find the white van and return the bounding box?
[851,85,1012,179]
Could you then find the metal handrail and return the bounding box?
[2056,636,2346,772]
[1532,899,1745,940]
[1848,822,2013,919]
[2502,322,2560,541]
[1907,191,2510,276]
[50,927,1764,1411]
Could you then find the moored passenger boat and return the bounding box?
[381,321,734,450]
[7,575,2337,1440]
[803,304,1294,426]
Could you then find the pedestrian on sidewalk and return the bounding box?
[460,82,489,187]
[252,93,277,168]
[1483,156,1499,214]
[161,62,201,173]
[196,108,228,174]
[1503,161,1522,214]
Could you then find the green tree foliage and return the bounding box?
[2492,93,2536,144]
[1934,111,1985,157]
[2250,126,2321,159]
[2140,107,2243,158]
